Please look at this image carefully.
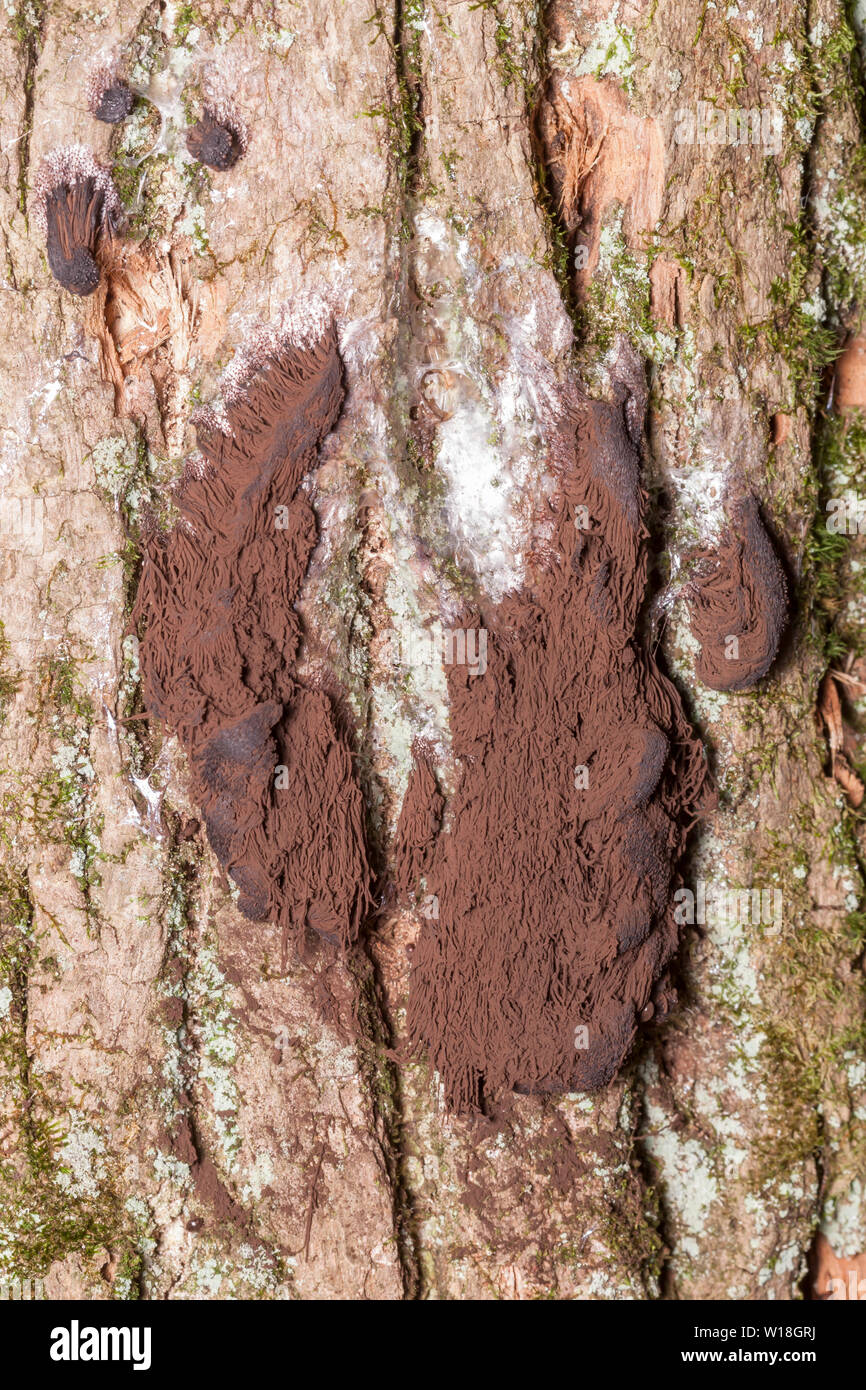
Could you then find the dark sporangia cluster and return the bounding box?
[186,106,248,171]
[33,146,122,297]
[85,62,134,124]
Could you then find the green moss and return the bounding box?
[30,652,103,910]
[0,622,21,725]
[0,870,136,1287]
[804,411,866,659]
[88,429,173,540]
[568,213,683,380]
[743,799,866,1187]
[37,651,92,722]
[599,1172,664,1292]
[362,1,424,218]
[391,432,483,603]
[529,157,577,315]
[11,0,46,214]
[757,1015,866,1181]
[822,148,866,313]
[809,19,860,112]
[173,1,203,44]
[469,0,527,92]
[440,148,460,182]
[738,236,838,409]
[293,189,349,264]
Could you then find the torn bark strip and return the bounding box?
[688,494,788,692]
[33,146,121,297]
[406,357,710,1111]
[133,314,372,949]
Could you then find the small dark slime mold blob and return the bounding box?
[33,146,121,297]
[86,63,134,123]
[186,108,247,170]
[688,493,788,692]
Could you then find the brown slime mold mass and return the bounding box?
[688,494,788,692]
[133,319,372,949]
[393,745,444,898]
[406,359,710,1111]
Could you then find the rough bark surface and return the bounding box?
[0,0,864,1300]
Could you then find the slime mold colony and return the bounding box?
[38,68,795,1113]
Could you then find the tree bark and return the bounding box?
[0,0,864,1300]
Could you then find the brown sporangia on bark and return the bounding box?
[186,106,248,171]
[393,744,444,898]
[406,351,710,1111]
[687,494,788,692]
[85,61,134,123]
[33,145,122,297]
[133,306,372,949]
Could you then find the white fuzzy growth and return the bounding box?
[132,771,164,831]
[32,145,122,234]
[220,295,334,405]
[412,212,569,601]
[199,54,250,153]
[84,54,125,114]
[181,452,214,481]
[435,397,529,600]
[124,46,249,169]
[127,39,196,162]
[668,456,728,547]
[190,405,230,438]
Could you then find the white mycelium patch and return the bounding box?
[413,211,570,602]
[32,145,122,236]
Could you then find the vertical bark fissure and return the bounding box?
[14,1,47,218]
[342,0,431,1300]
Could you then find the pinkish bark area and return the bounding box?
[0,0,864,1301]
